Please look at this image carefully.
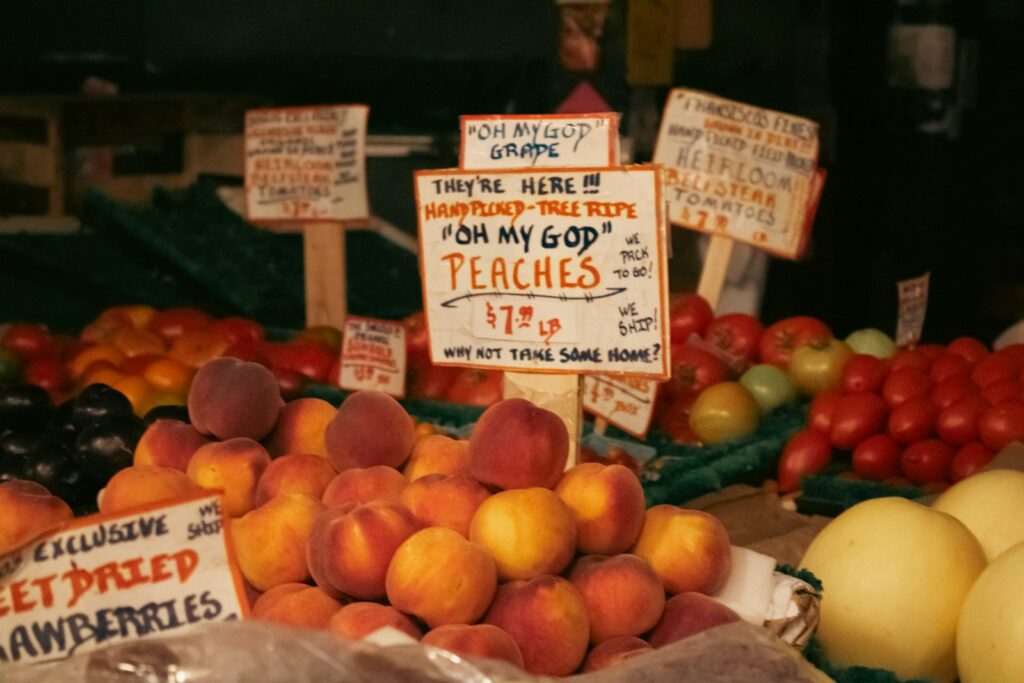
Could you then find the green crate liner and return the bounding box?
[797,473,926,516]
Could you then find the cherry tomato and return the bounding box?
[271,366,308,401]
[840,354,886,394]
[887,396,938,445]
[882,367,931,407]
[929,354,971,383]
[808,391,844,433]
[946,337,988,365]
[688,382,760,444]
[758,316,831,367]
[789,339,854,396]
[2,323,56,361]
[852,434,903,481]
[981,377,1022,406]
[916,344,946,362]
[971,353,1020,388]
[407,362,459,401]
[777,429,832,493]
[668,293,714,345]
[950,442,995,483]
[887,350,930,373]
[271,342,337,384]
[149,308,213,341]
[935,395,990,446]
[829,392,888,449]
[663,345,726,401]
[704,313,765,362]
[900,439,953,485]
[224,340,270,367]
[978,400,1024,452]
[23,357,68,392]
[212,317,265,346]
[930,374,977,410]
[446,369,503,407]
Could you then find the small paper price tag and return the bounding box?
[582,374,658,439]
[338,316,407,398]
[896,273,930,347]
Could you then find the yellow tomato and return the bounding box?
[688,381,760,444]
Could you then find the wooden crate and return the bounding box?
[0,99,63,215]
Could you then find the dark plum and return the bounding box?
[0,384,52,431]
[71,384,133,430]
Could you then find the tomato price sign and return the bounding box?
[245,104,370,226]
[582,374,659,439]
[416,165,669,379]
[460,114,619,170]
[339,316,407,398]
[654,89,821,259]
[896,272,930,347]
[0,493,247,667]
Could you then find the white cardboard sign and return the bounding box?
[339,316,407,398]
[0,493,247,667]
[460,114,619,170]
[245,104,370,226]
[416,165,670,379]
[654,89,821,259]
[582,374,659,439]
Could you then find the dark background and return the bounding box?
[1,0,1021,343]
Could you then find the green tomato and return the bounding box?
[740,364,798,413]
[845,328,896,359]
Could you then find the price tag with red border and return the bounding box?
[338,316,407,398]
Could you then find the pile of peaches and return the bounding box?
[5,356,740,676]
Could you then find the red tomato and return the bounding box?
[407,363,460,401]
[995,343,1024,366]
[946,337,988,365]
[978,400,1024,452]
[446,369,503,407]
[668,293,714,345]
[929,354,970,383]
[404,311,430,363]
[840,354,886,394]
[981,377,1022,406]
[950,442,995,483]
[916,344,946,362]
[887,396,938,445]
[887,349,930,373]
[935,395,990,446]
[224,341,270,367]
[212,317,265,346]
[23,357,68,391]
[882,367,932,407]
[271,366,307,401]
[930,374,977,410]
[2,323,56,361]
[808,391,843,433]
[758,316,831,367]
[274,342,337,384]
[971,353,1020,388]
[149,308,212,341]
[852,434,903,481]
[663,345,727,400]
[829,392,888,449]
[900,439,954,484]
[704,313,765,362]
[655,394,700,444]
[777,429,832,493]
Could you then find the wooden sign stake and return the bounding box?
[696,234,734,310]
[303,222,348,329]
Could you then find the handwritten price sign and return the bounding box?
[416,165,669,379]
[245,104,370,226]
[0,493,246,667]
[582,374,659,439]
[654,89,822,259]
[460,113,619,170]
[339,317,407,398]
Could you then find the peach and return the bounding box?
[403,435,471,481]
[399,474,490,538]
[133,419,211,471]
[647,592,741,648]
[324,391,415,471]
[386,527,497,627]
[470,398,568,490]
[255,454,336,507]
[232,493,324,591]
[569,554,665,643]
[250,583,344,629]
[0,480,73,554]
[327,602,423,641]
[582,636,653,672]
[321,466,407,508]
[99,466,203,515]
[307,500,420,600]
[188,357,283,441]
[264,398,336,458]
[186,438,271,517]
[421,624,524,669]
[484,575,590,676]
[555,462,646,555]
[631,505,732,595]
[469,488,576,581]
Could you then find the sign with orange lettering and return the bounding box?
[245,104,369,226]
[582,374,659,439]
[654,89,821,259]
[0,493,247,666]
[339,316,407,398]
[416,165,669,378]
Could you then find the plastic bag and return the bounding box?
[3,619,830,683]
